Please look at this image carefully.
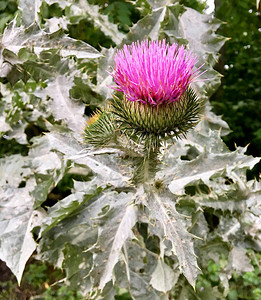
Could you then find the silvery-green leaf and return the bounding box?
[176,284,222,300]
[0,154,31,187]
[0,155,46,283]
[98,204,137,289]
[189,210,209,241]
[29,136,64,174]
[178,7,226,66]
[62,243,93,295]
[96,47,115,99]
[70,76,104,106]
[242,211,261,242]
[85,281,116,300]
[200,103,231,136]
[0,116,12,134]
[226,246,254,274]
[141,190,200,287]
[147,0,172,9]
[34,75,86,139]
[26,133,69,207]
[182,171,261,213]
[39,177,103,236]
[199,237,229,266]
[70,151,131,188]
[0,187,45,284]
[18,0,42,26]
[41,131,131,187]
[36,190,137,294]
[167,146,259,195]
[218,217,241,243]
[44,0,70,9]
[150,259,179,293]
[38,131,84,157]
[67,0,125,44]
[126,7,167,42]
[45,17,69,33]
[91,193,138,290]
[1,20,101,59]
[119,241,167,300]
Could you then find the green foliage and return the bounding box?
[0,0,17,33]
[211,0,261,157]
[194,251,261,300]
[0,260,83,300]
[0,0,260,299]
[42,285,83,300]
[180,0,207,13]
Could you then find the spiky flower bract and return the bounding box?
[84,110,116,147]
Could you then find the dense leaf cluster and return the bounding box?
[0,0,260,299]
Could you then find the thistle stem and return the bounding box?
[133,142,160,184]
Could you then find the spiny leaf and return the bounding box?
[98,203,137,290]
[67,1,125,44]
[39,131,131,188]
[28,134,68,208]
[70,76,104,106]
[125,7,167,42]
[163,142,259,195]
[150,259,179,293]
[141,189,200,287]
[0,154,31,186]
[38,179,103,237]
[181,172,261,213]
[92,194,138,290]
[96,47,115,99]
[18,0,42,26]
[0,20,101,61]
[34,74,86,140]
[226,246,254,274]
[162,5,226,66]
[0,155,46,284]
[202,102,231,136]
[147,0,172,10]
[118,241,165,300]
[36,190,137,293]
[160,4,227,98]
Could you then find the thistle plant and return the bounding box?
[3,2,261,299]
[85,39,204,181]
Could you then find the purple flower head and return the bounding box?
[110,40,202,106]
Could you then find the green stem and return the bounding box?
[132,143,159,184]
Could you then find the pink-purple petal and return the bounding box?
[110,40,202,105]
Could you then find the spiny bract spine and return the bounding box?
[110,88,202,140]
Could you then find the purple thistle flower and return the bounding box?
[110,39,202,106]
